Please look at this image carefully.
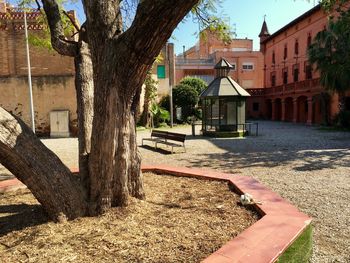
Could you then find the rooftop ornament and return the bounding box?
[200,58,251,137]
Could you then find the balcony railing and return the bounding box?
[248,78,322,97]
[176,58,215,66]
[246,88,265,96]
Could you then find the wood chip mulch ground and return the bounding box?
[0,173,259,262]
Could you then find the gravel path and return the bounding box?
[1,121,349,262]
[139,121,350,263]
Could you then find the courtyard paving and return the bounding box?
[138,121,350,263]
[1,121,349,262]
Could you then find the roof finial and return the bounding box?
[264,14,266,21]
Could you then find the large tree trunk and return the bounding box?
[0,108,88,222]
[0,0,201,220]
[112,104,145,206]
[83,0,199,214]
[87,71,146,214]
[320,92,331,125]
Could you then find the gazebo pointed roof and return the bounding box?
[200,76,250,98]
[201,57,250,98]
[214,58,234,69]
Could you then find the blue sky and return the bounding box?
[14,0,317,54]
[68,0,317,54]
[172,0,317,54]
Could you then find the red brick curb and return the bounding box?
[142,165,312,263]
[1,165,311,262]
[0,178,25,193]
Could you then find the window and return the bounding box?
[283,68,288,84]
[305,64,312,79]
[242,63,254,70]
[307,33,312,47]
[157,65,166,79]
[305,101,308,113]
[293,64,299,82]
[253,102,260,112]
[294,40,299,55]
[283,44,288,60]
[271,72,276,87]
[272,51,275,64]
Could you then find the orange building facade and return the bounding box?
[176,4,350,125]
[247,4,350,124]
[175,30,264,91]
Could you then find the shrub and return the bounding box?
[149,103,170,128]
[159,95,170,112]
[173,84,199,122]
[179,77,208,95]
[335,110,350,128]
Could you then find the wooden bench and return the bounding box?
[142,130,186,153]
[142,130,168,145]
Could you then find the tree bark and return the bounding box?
[74,40,94,189]
[0,0,201,220]
[82,0,199,214]
[0,108,88,221]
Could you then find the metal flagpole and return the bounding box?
[24,10,35,133]
[167,43,174,128]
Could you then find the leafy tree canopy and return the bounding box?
[173,84,199,108]
[320,0,349,12]
[15,0,232,45]
[308,3,350,93]
[173,83,199,121]
[179,76,208,95]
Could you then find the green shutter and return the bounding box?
[157,65,166,79]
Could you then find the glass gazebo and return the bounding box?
[200,58,251,137]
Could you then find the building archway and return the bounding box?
[297,96,308,123]
[275,98,282,121]
[345,97,350,111]
[265,99,272,120]
[285,97,294,122]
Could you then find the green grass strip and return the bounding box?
[277,224,313,263]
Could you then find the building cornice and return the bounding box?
[261,4,322,44]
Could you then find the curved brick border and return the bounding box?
[1,165,311,263]
[0,178,26,193]
[142,165,312,263]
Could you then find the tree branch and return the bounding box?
[41,0,78,57]
[82,0,123,40]
[35,0,41,10]
[62,10,80,32]
[120,0,199,67]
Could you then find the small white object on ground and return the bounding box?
[240,193,262,205]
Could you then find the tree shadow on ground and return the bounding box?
[180,122,350,173]
[179,148,350,173]
[140,145,172,155]
[0,204,48,237]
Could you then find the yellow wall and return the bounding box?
[0,76,77,135]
